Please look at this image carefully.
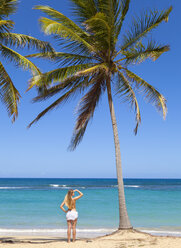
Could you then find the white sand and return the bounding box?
[0,229,181,248]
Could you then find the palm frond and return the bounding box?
[70,0,97,23]
[0,20,14,33]
[96,0,121,51]
[0,44,41,75]
[97,0,115,25]
[26,52,94,66]
[0,33,54,53]
[32,74,93,102]
[59,39,93,57]
[28,76,91,128]
[84,12,111,50]
[75,63,108,77]
[116,70,141,134]
[39,17,94,52]
[119,6,172,52]
[69,77,104,150]
[0,61,20,121]
[0,0,17,17]
[115,0,131,38]
[27,63,94,90]
[116,40,170,64]
[34,5,88,37]
[32,79,81,102]
[123,68,167,119]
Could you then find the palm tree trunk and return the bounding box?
[106,78,132,229]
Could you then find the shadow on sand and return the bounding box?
[0,237,69,244]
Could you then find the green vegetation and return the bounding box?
[0,0,53,121]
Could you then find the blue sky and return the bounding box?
[0,0,180,178]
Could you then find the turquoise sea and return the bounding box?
[0,178,181,237]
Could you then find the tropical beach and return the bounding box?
[0,0,181,247]
[0,178,181,247]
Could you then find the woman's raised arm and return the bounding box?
[73,189,83,200]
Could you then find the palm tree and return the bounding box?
[27,0,172,229]
[0,0,53,121]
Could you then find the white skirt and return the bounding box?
[66,210,78,221]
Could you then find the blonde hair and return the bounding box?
[64,189,74,209]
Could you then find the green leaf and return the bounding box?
[84,12,111,50]
[115,0,131,37]
[74,63,108,77]
[70,0,97,23]
[32,75,91,102]
[39,17,94,52]
[69,78,104,150]
[28,76,91,128]
[0,0,18,17]
[0,33,54,53]
[27,63,94,90]
[0,20,14,32]
[120,6,172,51]
[0,61,20,121]
[26,52,93,66]
[117,40,170,64]
[34,5,88,37]
[116,70,141,134]
[123,68,167,119]
[0,44,41,75]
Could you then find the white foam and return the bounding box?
[110,185,140,188]
[49,184,60,187]
[0,228,116,238]
[49,184,71,189]
[1,228,181,238]
[138,229,181,237]
[0,187,28,189]
[0,185,141,190]
[125,185,140,188]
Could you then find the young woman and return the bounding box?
[60,189,83,242]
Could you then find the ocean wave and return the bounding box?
[0,184,143,190]
[0,185,82,190]
[49,184,60,187]
[125,185,140,188]
[49,184,71,189]
[0,185,140,190]
[49,184,86,189]
[0,187,28,189]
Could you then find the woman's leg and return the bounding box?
[72,218,77,242]
[67,220,72,242]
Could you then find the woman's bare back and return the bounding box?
[70,198,76,210]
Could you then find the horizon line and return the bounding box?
[0,177,181,179]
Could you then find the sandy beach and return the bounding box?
[0,229,181,248]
